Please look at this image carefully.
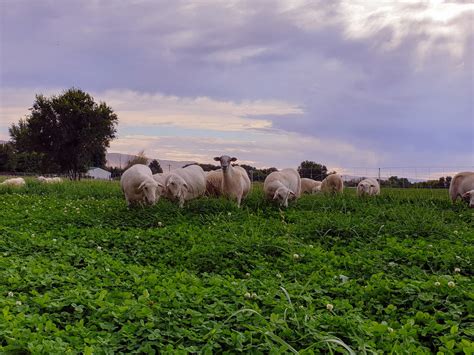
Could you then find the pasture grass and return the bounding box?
[0,178,473,353]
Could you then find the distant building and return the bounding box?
[86,167,111,180]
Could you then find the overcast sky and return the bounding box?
[1,0,473,171]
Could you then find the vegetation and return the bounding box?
[0,179,472,353]
[297,161,328,181]
[149,160,163,174]
[7,88,118,178]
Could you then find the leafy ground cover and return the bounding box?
[0,178,473,354]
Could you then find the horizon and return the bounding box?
[1,1,473,171]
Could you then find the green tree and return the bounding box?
[125,150,148,170]
[297,160,328,180]
[149,159,163,174]
[0,142,17,171]
[9,88,118,178]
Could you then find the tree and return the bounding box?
[9,88,118,178]
[297,160,328,180]
[0,142,17,172]
[149,159,163,174]
[125,150,148,170]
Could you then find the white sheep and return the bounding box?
[164,165,206,208]
[300,178,322,194]
[213,156,251,207]
[205,169,223,196]
[152,172,168,197]
[449,172,474,207]
[1,177,26,187]
[357,178,380,197]
[120,164,160,206]
[263,168,301,207]
[320,173,344,194]
[37,176,63,183]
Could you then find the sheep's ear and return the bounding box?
[273,191,279,200]
[370,185,375,187]
[231,157,237,162]
[462,191,471,200]
[157,182,164,188]
[214,157,221,161]
[183,183,188,190]
[138,181,146,191]
[289,190,295,197]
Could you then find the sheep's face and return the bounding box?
[214,155,237,172]
[358,182,371,195]
[139,180,158,205]
[312,186,322,194]
[462,190,474,208]
[273,186,296,207]
[166,176,188,200]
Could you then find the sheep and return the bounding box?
[357,178,380,197]
[264,168,301,207]
[205,169,223,196]
[120,164,160,206]
[164,164,206,208]
[213,155,251,207]
[449,172,474,207]
[320,173,344,194]
[152,172,168,197]
[300,178,322,194]
[38,176,63,183]
[1,177,26,187]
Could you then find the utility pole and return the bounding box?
[168,164,171,172]
[378,168,381,183]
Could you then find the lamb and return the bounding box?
[357,178,380,197]
[320,173,344,194]
[449,172,474,207]
[213,155,251,207]
[152,172,168,197]
[205,169,223,196]
[300,178,322,194]
[1,177,26,187]
[120,164,160,206]
[263,168,301,207]
[164,164,206,208]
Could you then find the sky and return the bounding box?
[0,0,473,173]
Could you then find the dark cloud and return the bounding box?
[1,0,472,167]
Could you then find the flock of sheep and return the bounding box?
[1,158,473,209]
[119,155,474,209]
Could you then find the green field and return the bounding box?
[1,179,473,354]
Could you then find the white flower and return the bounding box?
[434,281,441,286]
[15,301,22,306]
[454,268,461,273]
[293,253,300,260]
[326,303,334,311]
[388,327,394,333]
[308,244,314,248]
[251,292,257,299]
[135,235,139,239]
[7,292,14,297]
[427,244,433,248]
[244,292,252,299]
[245,273,250,277]
[454,230,459,234]
[97,246,102,251]
[105,268,110,272]
[157,222,163,227]
[448,281,455,288]
[276,273,282,278]
[227,212,232,216]
[388,262,397,267]
[52,238,57,242]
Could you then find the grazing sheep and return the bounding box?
[1,177,26,187]
[312,181,322,193]
[153,173,168,197]
[264,168,301,207]
[120,164,160,206]
[357,178,380,197]
[164,165,206,208]
[301,178,322,194]
[213,156,251,207]
[449,172,474,207]
[321,173,344,194]
[37,176,63,183]
[205,169,223,196]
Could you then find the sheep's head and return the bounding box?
[462,190,474,208]
[358,181,371,195]
[166,175,188,200]
[214,155,237,172]
[273,186,296,207]
[138,179,159,205]
[312,185,322,194]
